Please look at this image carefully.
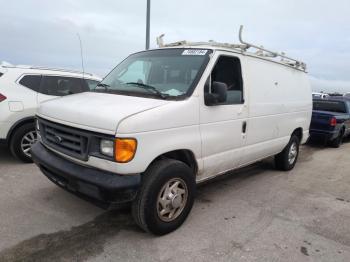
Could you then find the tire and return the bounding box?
[9,123,37,163]
[330,128,344,148]
[274,135,300,171]
[132,159,195,235]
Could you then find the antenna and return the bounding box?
[76,33,85,78]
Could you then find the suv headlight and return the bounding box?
[100,139,114,157]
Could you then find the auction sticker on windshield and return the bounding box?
[182,49,208,56]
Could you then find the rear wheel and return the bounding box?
[330,128,344,148]
[275,135,300,171]
[10,123,37,163]
[132,159,195,235]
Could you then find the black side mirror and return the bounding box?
[205,81,227,106]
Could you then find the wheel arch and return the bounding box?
[149,149,198,176]
[292,127,303,142]
[6,117,35,143]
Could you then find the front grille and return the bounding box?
[39,118,89,160]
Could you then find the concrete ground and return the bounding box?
[0,141,350,262]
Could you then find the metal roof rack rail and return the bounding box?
[238,25,307,71]
[29,66,94,76]
[156,35,247,51]
[156,25,307,71]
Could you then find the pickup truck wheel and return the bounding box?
[274,135,300,171]
[330,129,344,148]
[10,123,37,163]
[132,159,195,235]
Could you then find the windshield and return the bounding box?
[93,48,211,99]
[313,100,347,113]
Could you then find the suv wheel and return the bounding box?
[10,123,37,163]
[132,159,195,235]
[274,135,300,171]
[330,128,344,148]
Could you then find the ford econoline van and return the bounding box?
[31,32,312,235]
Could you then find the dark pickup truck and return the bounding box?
[310,98,350,147]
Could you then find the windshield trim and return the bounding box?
[94,48,213,101]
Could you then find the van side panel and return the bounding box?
[241,57,312,165]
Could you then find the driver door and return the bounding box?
[199,53,248,180]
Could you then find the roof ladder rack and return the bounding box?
[238,25,306,71]
[156,26,307,72]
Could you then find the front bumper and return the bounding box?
[31,142,141,208]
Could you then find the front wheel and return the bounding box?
[9,123,37,163]
[132,159,195,235]
[274,135,300,171]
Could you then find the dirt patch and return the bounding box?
[336,198,350,203]
[196,196,212,203]
[0,210,138,262]
[298,145,316,163]
[300,246,309,256]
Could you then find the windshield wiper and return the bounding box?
[92,83,112,93]
[125,82,169,99]
[95,83,110,89]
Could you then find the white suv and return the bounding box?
[0,63,101,162]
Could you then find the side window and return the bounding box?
[40,76,88,96]
[85,79,100,90]
[205,56,243,105]
[19,75,42,92]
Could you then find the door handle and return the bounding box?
[242,121,247,134]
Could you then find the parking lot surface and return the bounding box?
[0,142,350,262]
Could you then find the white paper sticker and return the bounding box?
[182,49,208,56]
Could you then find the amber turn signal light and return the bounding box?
[114,138,137,163]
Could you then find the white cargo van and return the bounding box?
[31,28,312,235]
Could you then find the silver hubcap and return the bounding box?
[157,178,188,222]
[288,142,298,165]
[21,131,37,158]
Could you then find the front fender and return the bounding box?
[113,125,202,175]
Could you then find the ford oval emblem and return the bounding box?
[54,135,63,144]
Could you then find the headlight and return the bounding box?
[100,139,114,157]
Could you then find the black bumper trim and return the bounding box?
[31,142,141,207]
[309,130,338,141]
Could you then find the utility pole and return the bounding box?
[146,0,151,50]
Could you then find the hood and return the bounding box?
[38,92,170,134]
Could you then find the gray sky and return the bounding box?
[1,0,349,93]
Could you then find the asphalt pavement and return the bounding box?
[0,141,350,262]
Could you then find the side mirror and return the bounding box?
[205,81,227,106]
